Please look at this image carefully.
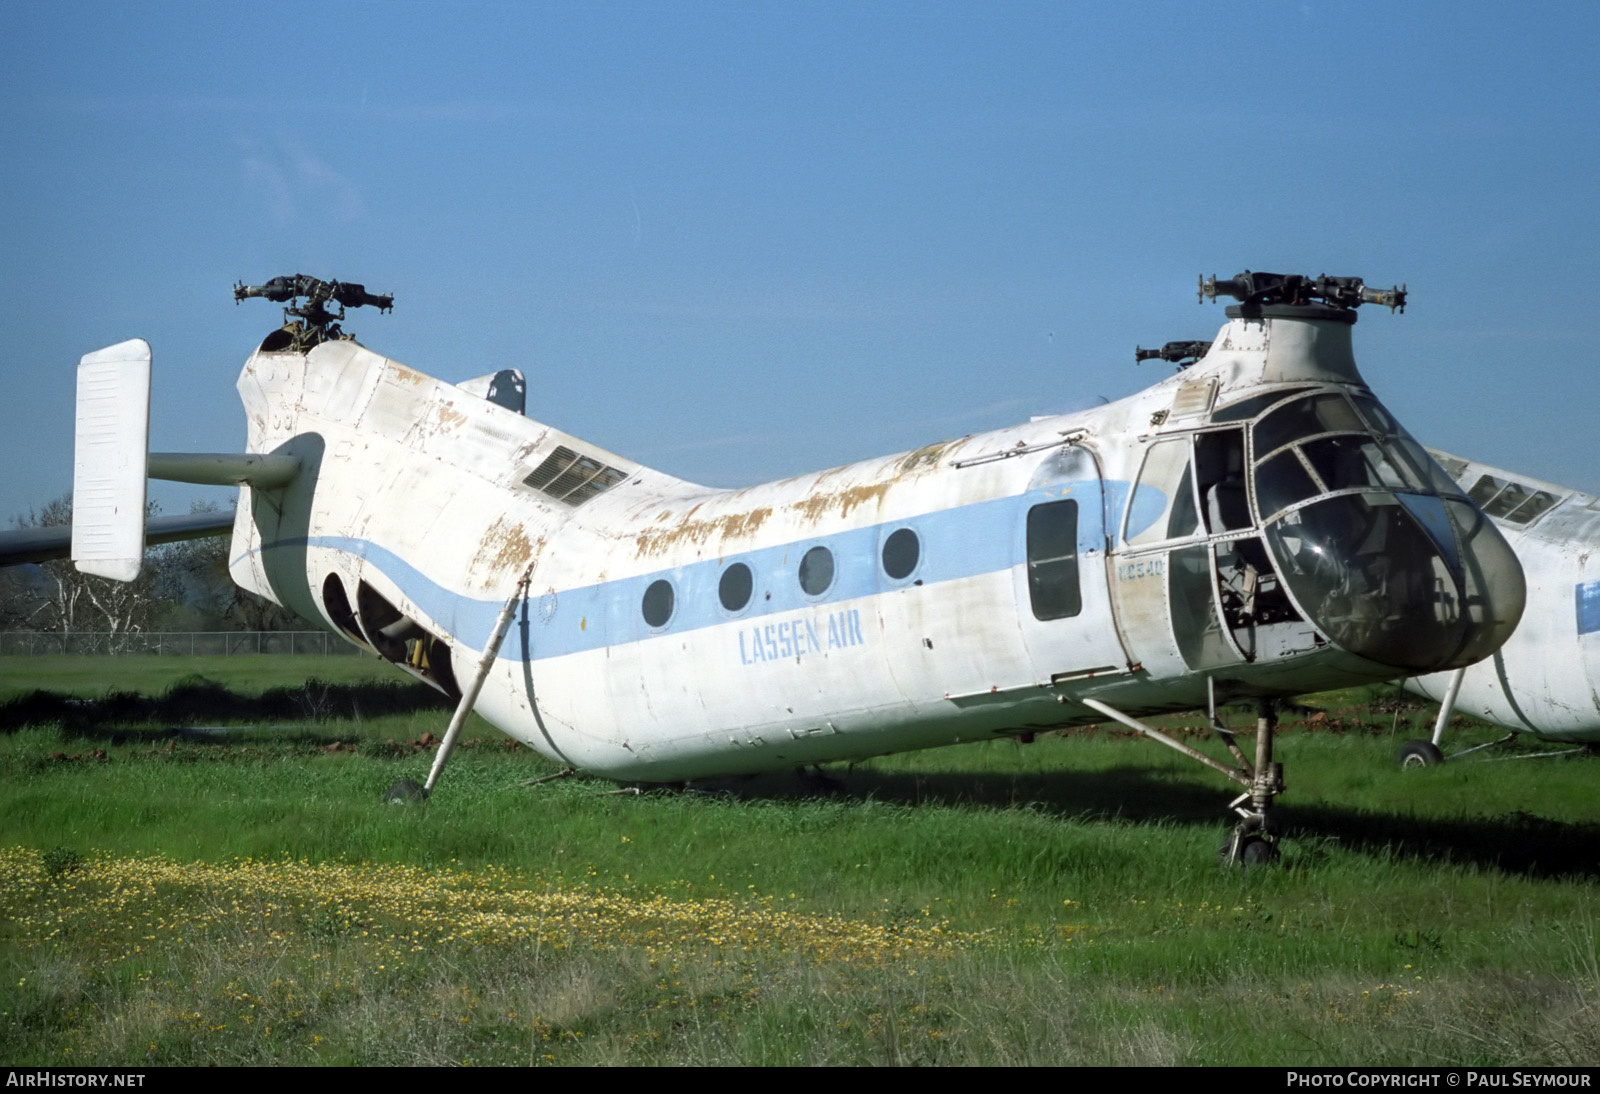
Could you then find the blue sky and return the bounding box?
[2,2,1597,525]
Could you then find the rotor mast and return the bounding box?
[233,274,394,351]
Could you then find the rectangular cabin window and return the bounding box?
[522,445,628,506]
[1468,472,1562,526]
[1026,500,1081,621]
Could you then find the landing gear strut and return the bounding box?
[1395,665,1585,766]
[1079,694,1285,866]
[1219,701,1283,866]
[1396,665,1462,769]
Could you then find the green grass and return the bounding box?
[0,654,400,700]
[1,661,1598,1064]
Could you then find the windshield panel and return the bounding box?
[1348,392,1398,435]
[1263,492,1467,670]
[1299,435,1422,494]
[1254,393,1366,458]
[1210,389,1307,424]
[1188,384,1531,674]
[1255,448,1321,520]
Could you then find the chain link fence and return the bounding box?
[0,631,361,656]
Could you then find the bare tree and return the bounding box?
[8,494,161,649]
[5,495,303,640]
[151,501,299,631]
[0,566,48,630]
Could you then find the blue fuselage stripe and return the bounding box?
[274,479,1128,660]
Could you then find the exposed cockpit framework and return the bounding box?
[52,271,1526,864]
[1136,291,1594,771]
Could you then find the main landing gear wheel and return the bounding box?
[1219,815,1280,867]
[384,778,428,804]
[1240,835,1279,866]
[1396,740,1444,770]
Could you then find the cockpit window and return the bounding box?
[1240,386,1526,672]
[1298,435,1422,494]
[1353,399,1467,500]
[1195,429,1251,533]
[1254,448,1321,522]
[1248,392,1440,526]
[1254,393,1366,459]
[1263,493,1480,670]
[1157,384,1528,676]
[1169,461,1199,539]
[1126,438,1198,546]
[1348,393,1398,436]
[1210,388,1309,424]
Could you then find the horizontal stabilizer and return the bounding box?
[73,340,151,581]
[0,510,235,568]
[148,452,300,488]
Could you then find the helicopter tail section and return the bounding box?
[72,339,152,581]
[70,339,299,583]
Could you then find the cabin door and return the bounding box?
[1013,447,1122,684]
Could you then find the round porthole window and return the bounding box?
[881,528,920,580]
[798,546,834,597]
[641,579,675,628]
[719,562,753,612]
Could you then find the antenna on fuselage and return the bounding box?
[233,274,394,351]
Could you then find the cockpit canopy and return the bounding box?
[1126,384,1524,674]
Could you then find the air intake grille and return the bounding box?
[523,445,628,506]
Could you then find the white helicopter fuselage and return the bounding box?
[223,303,1524,783]
[1405,455,1600,744]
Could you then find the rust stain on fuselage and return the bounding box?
[790,481,891,522]
[436,404,468,430]
[475,515,536,580]
[633,506,774,559]
[631,472,903,561]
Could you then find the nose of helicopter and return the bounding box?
[1260,487,1524,672]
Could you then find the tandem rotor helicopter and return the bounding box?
[25,269,1540,864]
[1395,454,1600,766]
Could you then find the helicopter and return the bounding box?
[49,270,1528,863]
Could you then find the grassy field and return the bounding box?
[1,656,1597,1065]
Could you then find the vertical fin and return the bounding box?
[72,339,150,581]
[456,369,526,415]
